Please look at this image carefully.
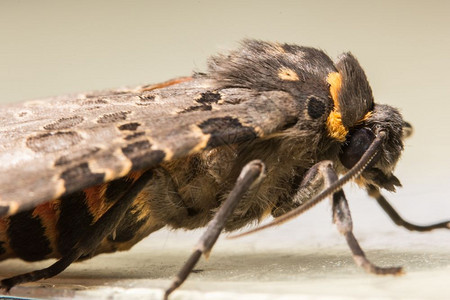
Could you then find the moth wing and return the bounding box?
[0,77,298,216]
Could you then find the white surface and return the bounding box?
[1,190,449,299]
[0,1,449,299]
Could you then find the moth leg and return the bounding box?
[272,163,326,218]
[279,161,402,274]
[0,169,155,291]
[323,164,403,275]
[367,185,450,231]
[164,160,266,300]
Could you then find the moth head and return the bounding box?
[339,105,412,191]
[331,53,412,191]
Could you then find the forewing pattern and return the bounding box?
[0,77,298,216]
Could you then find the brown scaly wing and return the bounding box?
[0,77,298,216]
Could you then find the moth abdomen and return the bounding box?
[0,201,59,261]
[0,173,161,262]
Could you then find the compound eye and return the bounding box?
[339,128,375,169]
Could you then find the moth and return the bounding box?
[0,39,448,299]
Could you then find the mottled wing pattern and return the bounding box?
[0,77,298,216]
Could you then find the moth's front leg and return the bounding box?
[367,185,450,231]
[164,160,266,300]
[284,161,402,275]
[325,167,403,275]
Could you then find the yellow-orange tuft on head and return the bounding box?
[326,72,347,142]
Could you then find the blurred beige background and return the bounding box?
[0,1,449,299]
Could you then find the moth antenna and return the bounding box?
[229,131,386,239]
